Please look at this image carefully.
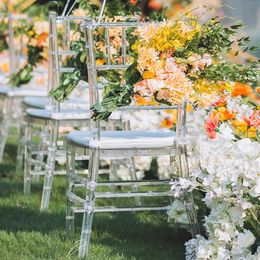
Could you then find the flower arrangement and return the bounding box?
[204,82,259,141]
[50,0,179,102]
[92,15,259,120]
[166,105,260,259]
[9,21,48,87]
[184,136,260,259]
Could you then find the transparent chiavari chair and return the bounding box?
[23,10,132,211]
[0,14,48,162]
[66,20,200,258]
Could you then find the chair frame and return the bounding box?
[0,13,37,162]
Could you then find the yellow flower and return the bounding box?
[232,120,248,133]
[186,103,193,112]
[96,58,106,65]
[248,126,257,139]
[131,41,139,52]
[0,63,9,73]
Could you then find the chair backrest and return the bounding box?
[8,14,30,75]
[48,10,86,110]
[84,20,187,141]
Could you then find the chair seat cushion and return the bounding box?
[67,130,175,149]
[26,108,91,120]
[26,108,121,121]
[23,96,89,110]
[0,86,47,97]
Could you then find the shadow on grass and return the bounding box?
[0,179,45,198]
[90,212,188,259]
[0,205,65,234]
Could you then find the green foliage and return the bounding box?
[9,64,33,87]
[28,45,44,66]
[175,19,242,58]
[50,40,88,102]
[91,62,142,120]
[49,70,81,102]
[199,62,260,85]
[92,83,133,120]
[0,20,8,52]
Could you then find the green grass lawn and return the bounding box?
[0,135,188,259]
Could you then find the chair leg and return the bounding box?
[32,125,48,183]
[78,148,99,259]
[40,120,59,211]
[24,121,32,195]
[16,117,26,175]
[66,144,76,240]
[128,158,142,206]
[177,145,200,237]
[0,97,12,162]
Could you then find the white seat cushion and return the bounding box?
[26,108,91,120]
[23,96,89,110]
[67,130,175,149]
[26,108,122,121]
[0,86,47,97]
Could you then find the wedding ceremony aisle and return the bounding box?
[0,0,259,259]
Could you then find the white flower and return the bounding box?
[167,199,189,224]
[219,123,235,140]
[237,230,256,249]
[236,139,260,159]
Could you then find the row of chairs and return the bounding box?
[0,7,200,259]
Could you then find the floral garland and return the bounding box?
[50,0,175,102]
[92,15,259,120]
[9,22,48,87]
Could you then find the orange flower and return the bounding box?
[204,114,219,139]
[36,32,48,48]
[128,0,138,5]
[148,0,162,10]
[143,71,155,79]
[161,118,175,129]
[217,107,235,121]
[232,82,253,97]
[256,87,260,95]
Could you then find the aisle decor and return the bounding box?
[92,14,259,120]
[182,132,260,259]
[204,83,259,141]
[9,21,48,86]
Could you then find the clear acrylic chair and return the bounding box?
[23,10,131,211]
[0,14,47,162]
[65,20,200,258]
